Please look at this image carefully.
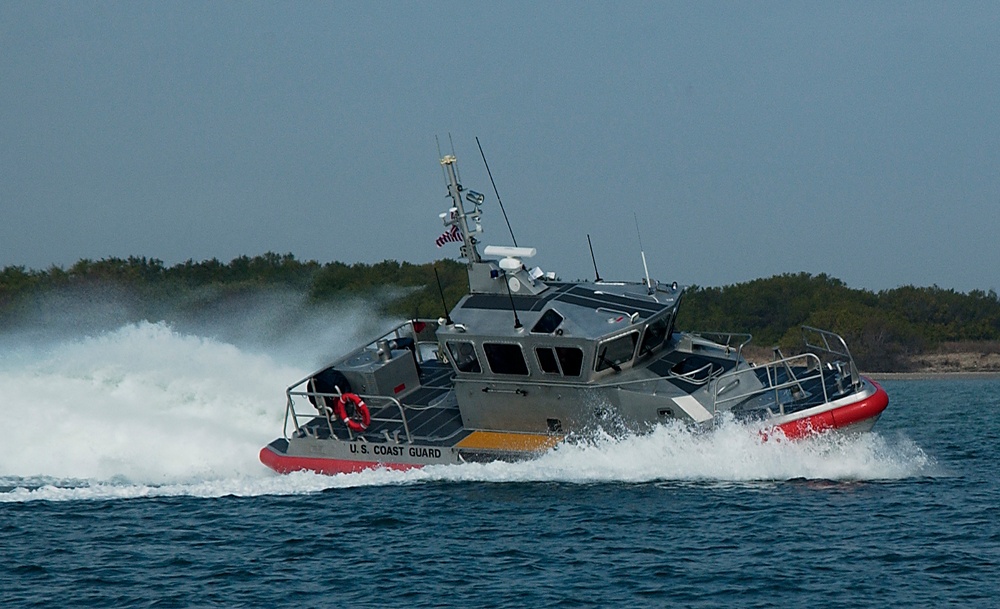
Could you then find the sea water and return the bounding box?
[1,320,997,608]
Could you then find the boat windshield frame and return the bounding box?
[595,330,640,372]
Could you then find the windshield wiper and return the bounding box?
[598,347,622,373]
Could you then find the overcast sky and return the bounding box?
[2,2,998,292]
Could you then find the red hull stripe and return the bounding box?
[773,378,889,439]
[259,446,422,475]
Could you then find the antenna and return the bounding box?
[433,266,454,325]
[449,134,461,184]
[587,234,602,282]
[502,271,523,329]
[436,136,448,188]
[476,137,518,247]
[633,212,653,294]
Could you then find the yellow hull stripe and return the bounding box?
[456,431,563,452]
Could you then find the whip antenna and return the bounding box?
[433,266,454,325]
[476,137,518,247]
[587,234,602,282]
[449,133,461,183]
[435,136,448,188]
[503,271,523,330]
[634,212,653,294]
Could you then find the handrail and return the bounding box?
[285,318,441,391]
[669,361,717,383]
[689,331,753,363]
[711,352,827,416]
[596,307,639,322]
[284,385,412,444]
[801,326,859,389]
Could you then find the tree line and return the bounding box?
[675,272,1000,371]
[0,254,467,329]
[2,256,998,370]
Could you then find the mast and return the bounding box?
[437,150,543,296]
[440,155,482,265]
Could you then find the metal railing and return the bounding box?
[333,318,442,369]
[709,326,859,417]
[281,318,441,396]
[689,331,753,363]
[279,318,446,443]
[801,326,860,391]
[711,352,827,417]
[284,384,413,443]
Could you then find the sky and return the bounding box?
[2,1,998,293]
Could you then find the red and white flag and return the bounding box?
[436,224,462,247]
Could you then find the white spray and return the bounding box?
[0,306,932,503]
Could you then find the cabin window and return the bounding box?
[536,346,584,377]
[595,331,639,372]
[639,316,669,356]
[447,341,482,373]
[536,347,560,374]
[531,309,564,334]
[557,347,584,376]
[483,343,530,375]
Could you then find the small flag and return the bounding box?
[436,224,463,247]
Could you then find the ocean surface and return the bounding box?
[1,318,998,608]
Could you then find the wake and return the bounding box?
[0,321,933,503]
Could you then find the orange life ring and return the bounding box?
[334,393,371,432]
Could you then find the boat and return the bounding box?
[259,151,889,475]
